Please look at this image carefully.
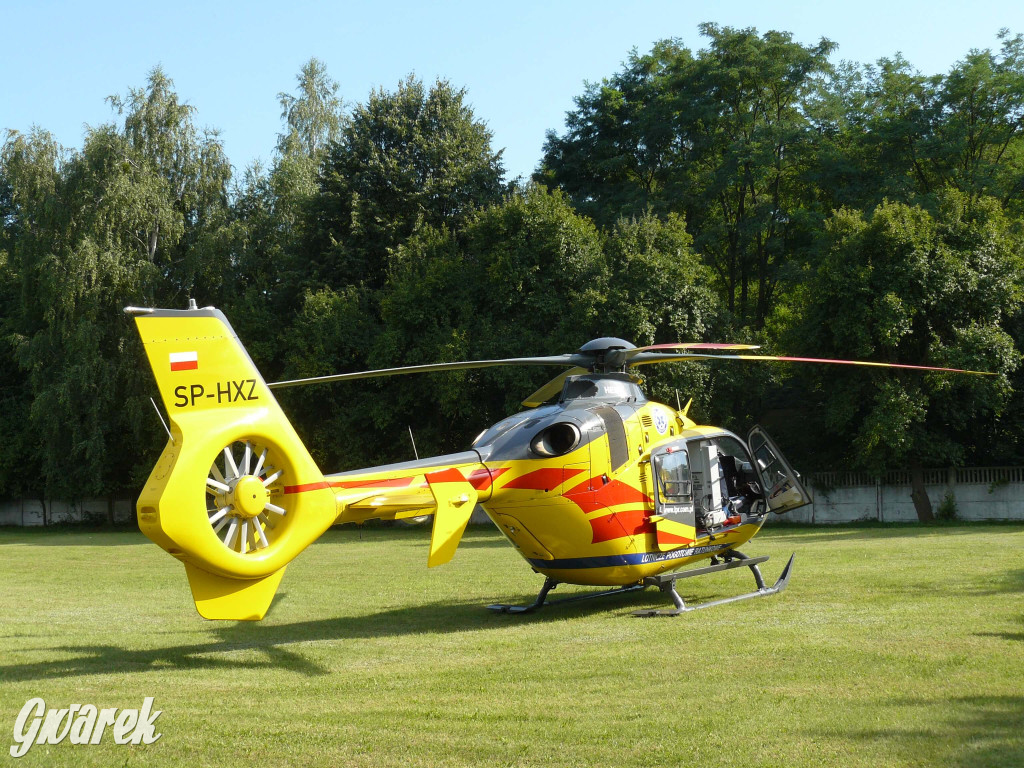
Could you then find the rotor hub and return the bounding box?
[577,337,636,373]
[229,475,270,520]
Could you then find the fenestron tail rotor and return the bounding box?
[205,439,289,555]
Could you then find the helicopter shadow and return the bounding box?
[0,587,669,684]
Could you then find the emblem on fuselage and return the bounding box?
[653,408,669,435]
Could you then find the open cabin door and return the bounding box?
[746,426,811,514]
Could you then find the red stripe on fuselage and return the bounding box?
[589,509,654,543]
[426,467,466,484]
[562,476,651,515]
[283,481,331,494]
[329,476,416,489]
[657,529,694,546]
[502,467,584,491]
[561,476,654,542]
[468,466,508,491]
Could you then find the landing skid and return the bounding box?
[487,550,794,616]
[488,580,647,614]
[633,550,795,616]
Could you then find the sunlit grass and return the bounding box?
[1,523,1022,767]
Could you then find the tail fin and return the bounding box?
[129,307,337,620]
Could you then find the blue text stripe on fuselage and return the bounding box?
[528,543,731,570]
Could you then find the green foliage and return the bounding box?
[812,32,1024,213]
[601,212,722,420]
[303,75,505,293]
[276,57,344,157]
[936,492,959,520]
[788,191,1021,473]
[541,26,835,327]
[0,68,231,500]
[314,185,609,465]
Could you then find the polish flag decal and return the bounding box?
[169,351,198,372]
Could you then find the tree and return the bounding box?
[222,59,347,376]
[2,68,232,503]
[540,26,836,328]
[790,192,1020,519]
[0,142,41,499]
[303,75,505,293]
[600,212,726,421]
[107,67,232,303]
[277,58,345,158]
[281,186,607,467]
[538,40,687,226]
[930,32,1024,207]
[811,32,1024,213]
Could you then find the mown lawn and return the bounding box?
[0,522,1022,768]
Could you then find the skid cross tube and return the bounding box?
[633,551,795,616]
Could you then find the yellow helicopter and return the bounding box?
[125,304,988,620]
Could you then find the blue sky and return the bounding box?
[2,1,1022,182]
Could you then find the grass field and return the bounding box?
[1,522,1022,768]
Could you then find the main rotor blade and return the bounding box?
[268,355,588,390]
[627,342,761,357]
[627,351,994,375]
[521,367,589,408]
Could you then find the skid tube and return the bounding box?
[633,550,795,616]
[488,579,647,614]
[487,550,795,616]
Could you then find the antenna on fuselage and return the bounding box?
[408,426,419,460]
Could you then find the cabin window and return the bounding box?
[655,449,692,503]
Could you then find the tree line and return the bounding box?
[2,25,1023,520]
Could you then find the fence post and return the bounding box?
[876,477,883,522]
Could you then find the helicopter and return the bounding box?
[125,303,989,620]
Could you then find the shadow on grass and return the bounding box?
[0,600,489,682]
[976,613,1024,643]
[0,581,698,684]
[966,568,1024,596]
[834,695,1024,768]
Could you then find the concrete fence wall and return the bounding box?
[3,466,1024,527]
[0,498,136,527]
[776,467,1024,523]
